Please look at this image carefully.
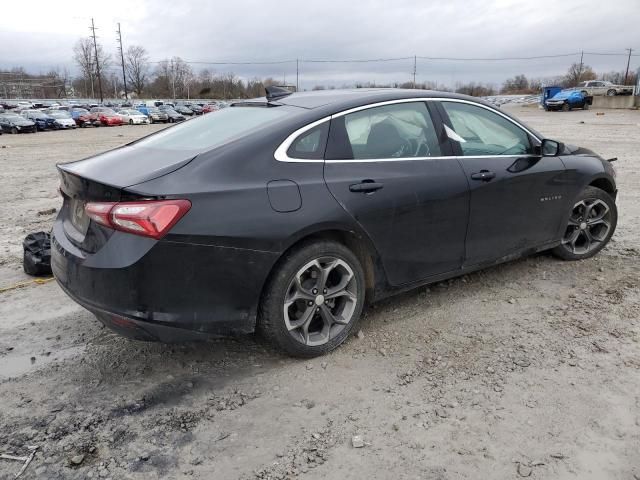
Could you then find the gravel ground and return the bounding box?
[0,107,639,480]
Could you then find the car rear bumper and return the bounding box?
[51,219,279,340]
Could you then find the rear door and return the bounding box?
[436,100,568,266]
[322,100,469,286]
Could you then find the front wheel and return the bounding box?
[606,89,616,96]
[562,102,570,112]
[258,241,365,357]
[11,127,18,134]
[552,186,617,261]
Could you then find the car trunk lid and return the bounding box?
[57,145,196,253]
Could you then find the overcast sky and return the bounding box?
[1,0,638,89]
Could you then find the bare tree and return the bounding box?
[72,38,111,98]
[124,45,149,95]
[564,62,596,87]
[73,38,94,97]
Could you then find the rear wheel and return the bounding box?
[552,186,617,261]
[129,119,133,125]
[258,240,365,357]
[583,102,590,110]
[11,127,18,134]
[606,89,616,96]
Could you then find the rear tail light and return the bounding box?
[85,199,191,239]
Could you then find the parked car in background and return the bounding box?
[544,90,591,111]
[0,113,37,133]
[16,101,33,110]
[202,103,219,113]
[71,108,100,127]
[44,110,78,129]
[90,107,116,115]
[136,106,169,123]
[576,80,634,96]
[97,111,125,126]
[158,106,185,123]
[185,103,203,115]
[51,88,618,356]
[174,105,194,116]
[117,109,150,125]
[21,110,56,130]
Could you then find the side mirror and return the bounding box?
[541,139,563,157]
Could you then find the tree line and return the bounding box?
[3,39,637,100]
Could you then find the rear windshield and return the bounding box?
[133,106,290,151]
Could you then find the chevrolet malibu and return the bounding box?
[52,88,618,357]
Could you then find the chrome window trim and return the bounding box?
[274,97,540,163]
[273,117,329,163]
[325,154,539,164]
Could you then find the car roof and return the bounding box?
[240,88,491,111]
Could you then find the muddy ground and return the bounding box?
[0,106,638,480]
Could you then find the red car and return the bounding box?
[202,104,219,114]
[76,112,100,127]
[97,112,124,126]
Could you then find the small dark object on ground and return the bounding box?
[23,232,52,276]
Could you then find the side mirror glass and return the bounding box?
[541,139,562,157]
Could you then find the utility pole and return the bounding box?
[624,48,633,85]
[296,58,299,92]
[578,50,584,83]
[116,23,128,100]
[170,59,176,99]
[413,55,417,89]
[89,18,103,103]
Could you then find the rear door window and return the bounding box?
[327,102,442,160]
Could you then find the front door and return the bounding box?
[323,101,469,286]
[437,100,568,266]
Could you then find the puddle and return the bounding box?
[0,345,85,379]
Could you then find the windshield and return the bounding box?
[133,106,291,151]
[49,112,71,118]
[1,114,22,121]
[551,92,571,100]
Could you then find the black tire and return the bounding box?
[258,240,366,357]
[583,102,589,110]
[562,102,570,112]
[606,89,616,96]
[149,117,154,124]
[11,127,18,134]
[551,186,617,261]
[129,119,133,125]
[581,90,589,96]
[169,117,175,123]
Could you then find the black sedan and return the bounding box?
[158,106,186,123]
[52,88,618,357]
[0,113,37,133]
[174,105,195,116]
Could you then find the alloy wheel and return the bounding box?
[561,198,612,255]
[284,257,358,346]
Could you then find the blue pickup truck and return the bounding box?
[544,90,591,111]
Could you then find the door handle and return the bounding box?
[349,180,384,193]
[470,170,496,181]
